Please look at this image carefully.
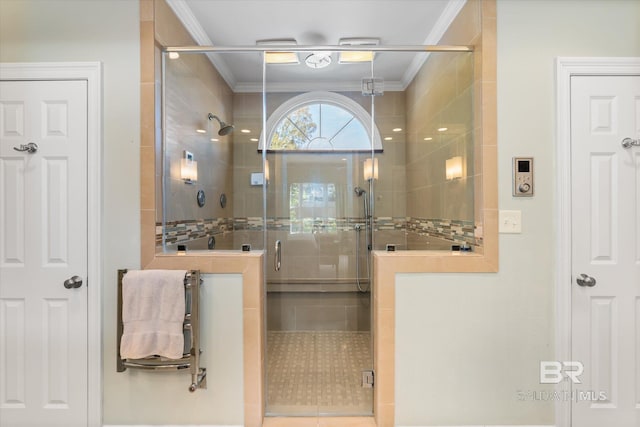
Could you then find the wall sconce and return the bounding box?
[446,156,463,180]
[181,150,198,184]
[364,157,378,181]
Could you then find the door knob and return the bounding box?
[576,273,596,287]
[63,275,83,289]
[12,142,39,153]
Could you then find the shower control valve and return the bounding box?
[513,157,534,197]
[518,182,531,193]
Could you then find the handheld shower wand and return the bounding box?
[354,186,369,220]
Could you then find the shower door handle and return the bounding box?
[274,240,282,272]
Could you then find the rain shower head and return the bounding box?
[208,113,235,136]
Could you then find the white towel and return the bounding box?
[120,269,187,360]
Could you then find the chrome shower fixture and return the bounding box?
[207,113,235,136]
[354,186,370,224]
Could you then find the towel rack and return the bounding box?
[116,269,207,392]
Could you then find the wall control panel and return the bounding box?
[513,157,534,197]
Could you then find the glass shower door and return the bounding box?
[262,50,377,416]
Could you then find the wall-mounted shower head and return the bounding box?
[208,113,235,136]
[354,186,366,197]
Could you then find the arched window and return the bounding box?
[260,91,382,152]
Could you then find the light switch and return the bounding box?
[499,210,522,233]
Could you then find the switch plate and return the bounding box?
[499,210,522,233]
[250,172,264,186]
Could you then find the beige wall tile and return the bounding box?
[140,146,155,211]
[140,82,155,148]
[140,21,155,83]
[318,417,377,427]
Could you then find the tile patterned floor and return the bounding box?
[266,331,373,416]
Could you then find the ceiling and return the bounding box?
[167,0,466,92]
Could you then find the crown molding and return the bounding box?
[400,0,467,90]
[165,0,237,89]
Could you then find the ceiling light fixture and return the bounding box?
[393,128,402,132]
[257,39,299,64]
[338,38,379,64]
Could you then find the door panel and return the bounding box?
[0,80,88,427]
[571,75,640,426]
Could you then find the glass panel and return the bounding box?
[264,51,374,416]
[159,51,260,253]
[158,46,476,418]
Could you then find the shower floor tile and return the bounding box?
[266,331,373,416]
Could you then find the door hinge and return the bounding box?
[362,370,374,388]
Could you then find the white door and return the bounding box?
[0,80,88,427]
[571,75,640,426]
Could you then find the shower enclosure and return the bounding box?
[159,45,475,417]
[261,69,381,414]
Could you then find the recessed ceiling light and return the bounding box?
[393,128,402,132]
[241,129,251,134]
[339,51,375,63]
[423,137,433,141]
[265,52,299,64]
[168,52,180,60]
[257,39,299,64]
[384,137,393,141]
[438,127,448,132]
[196,129,206,134]
[210,138,219,142]
[338,38,379,64]
[250,138,259,142]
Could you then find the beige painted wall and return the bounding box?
[395,0,640,425]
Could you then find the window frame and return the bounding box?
[258,91,383,152]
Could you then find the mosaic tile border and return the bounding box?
[407,217,481,247]
[157,218,233,246]
[156,216,481,248]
